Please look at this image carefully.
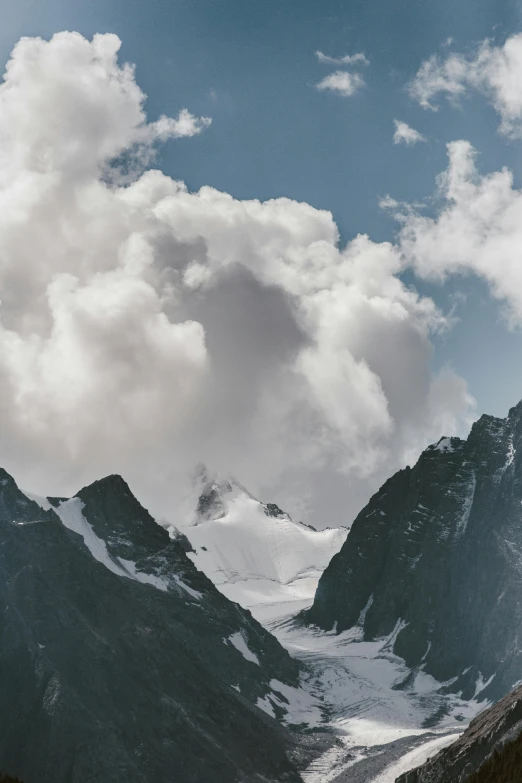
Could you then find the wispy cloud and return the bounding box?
[315,70,365,97]
[393,119,426,145]
[316,50,369,67]
[409,33,522,137]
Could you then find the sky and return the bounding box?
[2,0,522,526]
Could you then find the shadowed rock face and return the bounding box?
[305,400,522,702]
[0,469,303,783]
[397,683,522,782]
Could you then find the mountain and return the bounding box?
[0,467,312,783]
[397,682,522,782]
[304,400,522,704]
[173,472,347,620]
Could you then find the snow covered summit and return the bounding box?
[172,471,348,619]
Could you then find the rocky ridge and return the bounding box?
[305,400,522,703]
[0,468,311,783]
[397,683,522,782]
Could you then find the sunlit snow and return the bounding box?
[370,733,461,783]
[175,480,348,610]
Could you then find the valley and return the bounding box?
[5,401,522,781]
[172,470,489,782]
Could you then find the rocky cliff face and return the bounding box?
[305,401,522,703]
[0,468,306,783]
[397,683,522,782]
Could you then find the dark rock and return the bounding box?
[305,401,522,702]
[264,503,287,518]
[397,683,522,782]
[0,469,304,783]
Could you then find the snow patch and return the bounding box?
[55,498,193,596]
[42,675,61,716]
[381,618,408,651]
[505,439,515,469]
[54,498,129,579]
[172,574,202,600]
[22,491,53,511]
[256,694,276,717]
[435,437,453,452]
[255,681,322,725]
[227,631,260,665]
[118,557,169,592]
[370,733,461,783]
[456,472,476,537]
[269,678,323,725]
[474,671,496,698]
[357,593,374,626]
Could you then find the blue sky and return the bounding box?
[3,0,522,522]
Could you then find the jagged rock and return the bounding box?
[0,469,305,783]
[305,401,522,703]
[397,683,522,782]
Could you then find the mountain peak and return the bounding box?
[305,398,522,702]
[427,435,463,454]
[0,465,304,783]
[184,468,258,527]
[0,468,56,525]
[175,469,348,615]
[75,473,168,553]
[508,396,522,418]
[78,473,132,497]
[0,467,14,486]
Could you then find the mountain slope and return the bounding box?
[0,468,307,783]
[174,474,347,619]
[305,400,522,703]
[397,683,522,782]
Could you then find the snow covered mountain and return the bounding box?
[0,468,313,783]
[172,472,348,621]
[305,399,522,705]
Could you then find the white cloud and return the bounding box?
[0,32,210,184]
[0,31,472,528]
[315,70,365,97]
[393,119,426,145]
[409,33,522,137]
[399,139,522,324]
[316,50,369,66]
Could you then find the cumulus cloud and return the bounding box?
[0,32,210,184]
[316,50,369,66]
[0,31,472,527]
[409,33,522,136]
[393,119,426,145]
[315,70,365,97]
[399,139,522,324]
